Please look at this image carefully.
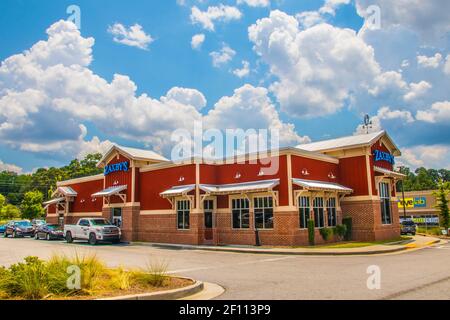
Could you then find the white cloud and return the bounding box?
[0,160,23,174]
[210,43,236,67]
[233,60,250,78]
[416,101,450,123]
[295,11,324,29]
[191,33,205,49]
[204,84,309,146]
[417,53,442,68]
[319,0,351,15]
[0,20,304,161]
[190,5,242,31]
[108,23,154,50]
[403,81,432,102]
[248,10,403,118]
[444,54,450,75]
[237,0,270,8]
[162,87,207,110]
[354,106,414,134]
[356,0,450,43]
[397,145,450,170]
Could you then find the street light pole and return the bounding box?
[401,179,407,219]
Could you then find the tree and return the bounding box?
[0,204,21,220]
[20,191,45,220]
[434,181,450,231]
[0,194,5,211]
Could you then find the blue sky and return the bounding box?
[0,0,449,172]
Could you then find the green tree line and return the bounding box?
[0,153,102,221]
[396,167,450,192]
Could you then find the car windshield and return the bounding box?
[15,221,32,227]
[90,219,111,226]
[402,220,415,226]
[34,220,45,225]
[47,224,62,230]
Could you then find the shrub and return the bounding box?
[7,256,48,300]
[342,217,352,241]
[136,259,169,287]
[46,254,76,295]
[319,227,333,241]
[110,267,133,290]
[72,253,105,293]
[334,224,347,240]
[307,219,315,246]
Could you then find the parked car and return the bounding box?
[4,220,35,238]
[31,219,46,230]
[400,220,417,235]
[64,218,121,245]
[0,223,8,233]
[34,223,64,240]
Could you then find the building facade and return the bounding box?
[398,190,449,226]
[45,131,404,246]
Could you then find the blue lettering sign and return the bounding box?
[104,161,129,175]
[373,150,395,165]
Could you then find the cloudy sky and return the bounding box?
[0,0,449,173]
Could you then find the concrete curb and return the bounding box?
[132,242,408,256]
[97,277,204,300]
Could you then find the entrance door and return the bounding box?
[111,208,123,228]
[204,200,214,240]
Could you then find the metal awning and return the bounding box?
[92,185,127,198]
[292,178,353,194]
[43,197,66,206]
[57,186,77,197]
[374,166,406,179]
[160,185,195,198]
[199,179,279,195]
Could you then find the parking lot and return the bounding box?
[1,236,450,299]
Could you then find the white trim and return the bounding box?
[57,174,104,186]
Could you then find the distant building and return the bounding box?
[397,190,450,226]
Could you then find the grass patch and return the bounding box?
[0,254,191,300]
[417,226,443,236]
[291,236,412,249]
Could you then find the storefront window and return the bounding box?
[313,197,325,228]
[254,196,274,229]
[327,198,337,227]
[111,207,122,228]
[379,182,392,224]
[232,198,250,229]
[299,196,310,229]
[177,199,190,229]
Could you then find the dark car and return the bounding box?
[0,223,7,233]
[31,219,46,230]
[34,223,64,241]
[3,220,35,238]
[400,220,416,235]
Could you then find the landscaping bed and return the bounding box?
[0,254,193,300]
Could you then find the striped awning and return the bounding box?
[160,185,195,198]
[92,185,127,198]
[292,179,353,194]
[200,179,279,195]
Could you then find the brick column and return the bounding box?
[121,205,140,242]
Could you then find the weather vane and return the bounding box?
[362,114,372,134]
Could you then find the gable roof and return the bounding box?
[296,130,401,156]
[97,144,169,168]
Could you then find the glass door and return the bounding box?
[111,208,123,228]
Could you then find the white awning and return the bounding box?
[43,197,66,206]
[292,179,353,193]
[160,185,195,198]
[374,166,406,179]
[57,186,77,197]
[92,185,127,198]
[200,179,279,195]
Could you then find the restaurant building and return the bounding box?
[45,130,404,246]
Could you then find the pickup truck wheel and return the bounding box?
[65,231,73,243]
[88,233,97,246]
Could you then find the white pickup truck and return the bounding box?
[64,218,121,245]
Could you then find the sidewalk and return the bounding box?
[132,235,444,256]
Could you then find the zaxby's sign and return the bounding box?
[104,161,129,176]
[373,150,395,165]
